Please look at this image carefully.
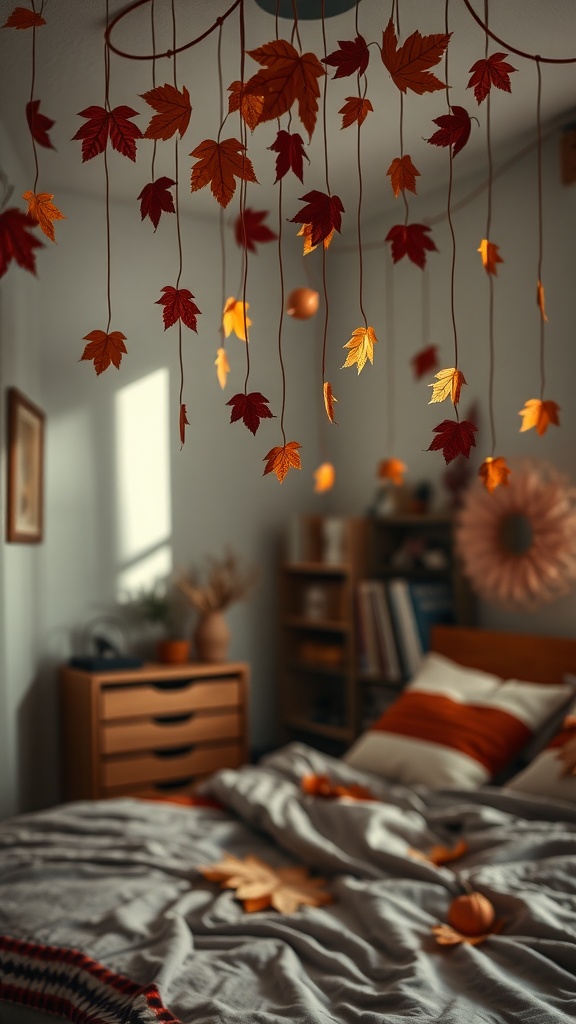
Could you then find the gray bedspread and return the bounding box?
[1,741,576,1023]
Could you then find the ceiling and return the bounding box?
[2,0,576,233]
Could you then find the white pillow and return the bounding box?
[505,699,576,801]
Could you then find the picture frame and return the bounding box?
[6,387,45,543]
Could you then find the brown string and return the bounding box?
[169,0,184,415]
[239,0,251,393]
[461,0,576,65]
[29,2,43,192]
[104,0,112,333]
[536,58,546,400]
[106,0,242,62]
[320,0,330,384]
[484,0,496,455]
[150,0,157,182]
[277,175,287,445]
[444,0,459,414]
[217,21,226,352]
[356,27,368,328]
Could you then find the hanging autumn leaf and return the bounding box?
[215,347,230,390]
[223,298,252,341]
[338,96,372,130]
[289,190,344,249]
[426,105,472,157]
[342,326,378,374]
[322,35,370,79]
[386,223,437,269]
[377,457,406,486]
[263,441,302,483]
[467,52,517,104]
[387,155,420,197]
[190,138,257,208]
[381,18,450,95]
[22,190,65,242]
[269,129,309,183]
[428,367,467,405]
[156,286,201,331]
[244,39,325,139]
[227,81,264,132]
[72,105,142,162]
[428,419,478,463]
[137,176,176,230]
[323,381,337,423]
[479,456,511,493]
[297,223,334,255]
[200,852,332,914]
[314,462,335,493]
[477,238,503,276]
[141,83,192,140]
[537,279,548,322]
[179,404,189,446]
[227,392,275,434]
[0,206,44,277]
[26,100,55,150]
[2,6,45,28]
[81,329,127,375]
[234,209,277,252]
[411,344,438,379]
[518,398,560,436]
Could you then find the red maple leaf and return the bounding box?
[156,286,201,331]
[2,6,45,28]
[227,392,275,435]
[289,190,344,249]
[141,83,192,140]
[411,344,439,379]
[0,206,44,278]
[428,419,478,463]
[322,35,370,78]
[385,223,438,268]
[179,404,189,446]
[234,209,277,252]
[381,18,450,95]
[190,138,257,208]
[427,105,472,157]
[268,129,309,183]
[244,39,325,139]
[72,105,142,162]
[81,329,127,375]
[26,100,55,150]
[467,52,516,104]
[137,176,176,230]
[339,96,373,129]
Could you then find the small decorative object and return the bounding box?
[433,890,501,947]
[302,584,328,621]
[176,548,259,663]
[6,387,45,543]
[131,582,189,664]
[71,615,143,671]
[285,287,319,319]
[321,517,346,564]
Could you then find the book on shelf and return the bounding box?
[356,580,380,678]
[406,578,455,652]
[356,580,403,684]
[386,578,424,680]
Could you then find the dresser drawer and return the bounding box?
[101,710,242,754]
[101,678,241,721]
[102,741,243,790]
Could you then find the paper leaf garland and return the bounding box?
[387,155,420,197]
[323,381,337,423]
[377,457,406,486]
[411,344,439,379]
[478,239,504,275]
[26,100,55,150]
[72,105,142,162]
[428,419,478,463]
[428,367,467,405]
[2,6,46,28]
[322,35,370,79]
[518,398,560,435]
[290,190,344,249]
[141,83,192,140]
[156,286,201,331]
[244,39,325,140]
[215,347,230,390]
[263,441,302,482]
[381,19,450,95]
[339,96,373,129]
[200,852,332,914]
[313,462,335,493]
[190,138,257,208]
[386,223,438,268]
[81,329,127,374]
[0,206,44,277]
[138,176,176,230]
[179,404,189,446]
[234,209,277,252]
[467,52,517,104]
[342,326,377,373]
[427,105,472,157]
[227,81,264,132]
[223,298,252,341]
[227,392,275,434]
[479,456,511,492]
[22,190,65,242]
[269,129,309,183]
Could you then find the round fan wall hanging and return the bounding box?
[455,460,576,609]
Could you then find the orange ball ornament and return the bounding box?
[286,287,319,319]
[447,892,495,937]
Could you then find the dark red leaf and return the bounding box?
[156,286,201,331]
[428,419,478,463]
[26,99,55,149]
[467,52,516,104]
[268,129,309,183]
[322,35,369,78]
[385,223,438,269]
[137,176,176,230]
[81,329,127,375]
[107,105,142,160]
[289,189,344,249]
[72,104,141,162]
[3,7,45,28]
[0,206,44,278]
[234,209,277,252]
[427,105,472,157]
[179,404,189,446]
[411,344,439,379]
[227,392,275,435]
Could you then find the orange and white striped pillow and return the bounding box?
[344,652,573,789]
[505,700,576,801]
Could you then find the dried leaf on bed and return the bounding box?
[200,853,333,914]
[301,773,378,801]
[409,839,469,865]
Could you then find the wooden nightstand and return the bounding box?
[59,661,249,800]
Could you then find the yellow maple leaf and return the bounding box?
[323,381,338,423]
[477,238,503,275]
[479,456,511,493]
[428,367,467,405]
[215,347,230,390]
[314,462,335,492]
[377,457,406,486]
[200,852,331,914]
[223,297,252,341]
[518,398,560,436]
[263,441,302,483]
[22,189,65,242]
[297,223,334,255]
[342,325,377,374]
[537,279,548,322]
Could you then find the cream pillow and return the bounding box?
[505,700,576,801]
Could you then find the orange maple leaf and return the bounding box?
[339,96,373,129]
[479,456,511,493]
[190,138,257,208]
[381,18,450,95]
[323,381,338,423]
[228,81,264,132]
[244,39,325,139]
[342,326,377,373]
[518,398,560,436]
[215,347,230,390]
[428,367,467,405]
[200,852,332,914]
[377,457,406,486]
[478,238,503,275]
[263,441,302,483]
[141,83,192,140]
[81,329,127,375]
[3,6,45,28]
[387,155,420,197]
[179,404,189,447]
[22,190,65,243]
[223,298,252,341]
[314,462,335,493]
[301,773,377,800]
[409,839,468,865]
[537,279,548,322]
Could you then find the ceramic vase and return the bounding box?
[194,611,230,663]
[157,639,190,665]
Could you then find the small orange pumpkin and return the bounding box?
[447,892,495,937]
[286,287,319,319]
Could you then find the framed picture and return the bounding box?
[6,387,45,543]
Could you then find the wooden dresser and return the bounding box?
[59,661,249,800]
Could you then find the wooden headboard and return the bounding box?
[430,625,576,686]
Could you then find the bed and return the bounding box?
[2,625,576,1024]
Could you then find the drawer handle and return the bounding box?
[153,776,194,791]
[153,744,195,759]
[150,679,194,692]
[153,713,193,726]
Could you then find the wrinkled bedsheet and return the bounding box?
[1,741,576,1023]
